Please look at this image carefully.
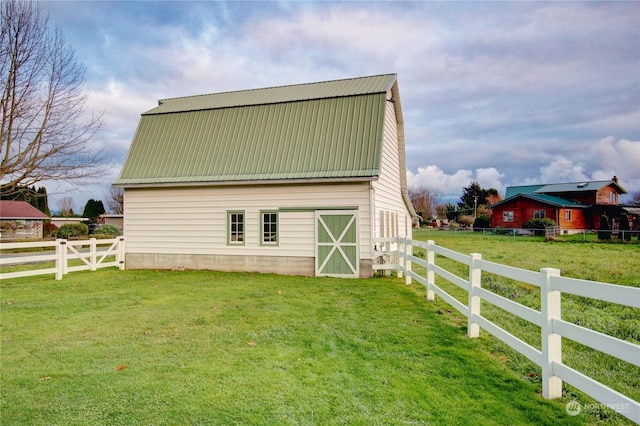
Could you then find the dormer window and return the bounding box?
[610,191,617,203]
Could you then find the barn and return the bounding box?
[114,74,417,277]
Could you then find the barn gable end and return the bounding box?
[114,74,416,277]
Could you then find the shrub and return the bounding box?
[57,223,89,239]
[523,218,556,236]
[458,215,474,227]
[618,215,631,241]
[598,215,611,240]
[472,215,491,231]
[43,222,58,238]
[94,224,122,236]
[494,226,511,235]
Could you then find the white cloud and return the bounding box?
[407,165,506,200]
[35,1,640,207]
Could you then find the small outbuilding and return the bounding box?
[0,200,49,240]
[114,74,416,277]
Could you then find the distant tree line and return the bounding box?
[0,185,50,216]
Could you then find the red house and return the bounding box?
[489,177,628,233]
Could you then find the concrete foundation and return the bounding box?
[126,253,375,278]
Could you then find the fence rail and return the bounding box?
[374,237,639,423]
[0,237,125,280]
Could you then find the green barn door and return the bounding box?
[315,211,359,278]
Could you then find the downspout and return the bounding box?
[370,181,377,253]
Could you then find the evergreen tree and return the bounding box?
[37,186,51,216]
[619,215,631,241]
[598,215,611,240]
[82,199,105,222]
[458,182,500,217]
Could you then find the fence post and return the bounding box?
[90,238,97,271]
[118,237,125,270]
[384,240,391,277]
[397,236,404,279]
[541,267,562,399]
[426,240,435,301]
[467,253,482,338]
[55,239,65,280]
[405,238,412,285]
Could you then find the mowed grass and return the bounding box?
[1,269,589,426]
[412,229,639,424]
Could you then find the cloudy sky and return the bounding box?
[40,1,639,212]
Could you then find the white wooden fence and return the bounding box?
[0,237,125,281]
[374,237,639,423]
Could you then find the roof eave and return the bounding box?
[113,176,376,189]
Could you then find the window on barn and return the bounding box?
[534,210,545,219]
[565,210,572,221]
[610,191,617,203]
[503,211,514,222]
[227,211,245,245]
[261,211,278,245]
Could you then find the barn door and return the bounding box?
[315,211,359,278]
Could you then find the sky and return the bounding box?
[38,0,640,213]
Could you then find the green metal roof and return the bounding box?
[144,74,397,115]
[489,193,588,209]
[505,185,545,198]
[115,75,397,186]
[534,180,626,194]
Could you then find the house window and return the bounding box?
[503,211,514,222]
[261,211,278,245]
[15,220,33,235]
[534,210,545,219]
[610,191,616,203]
[227,211,245,245]
[565,210,572,221]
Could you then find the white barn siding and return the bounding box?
[371,94,412,239]
[124,183,372,275]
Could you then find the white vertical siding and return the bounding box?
[123,182,373,259]
[371,92,413,238]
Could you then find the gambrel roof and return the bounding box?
[115,74,401,187]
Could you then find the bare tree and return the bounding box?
[56,196,73,216]
[630,191,640,206]
[105,186,123,214]
[1,0,103,197]
[408,186,442,221]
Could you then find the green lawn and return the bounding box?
[412,229,640,424]
[1,269,589,426]
[1,232,638,425]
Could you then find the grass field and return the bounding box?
[1,232,638,425]
[412,229,640,424]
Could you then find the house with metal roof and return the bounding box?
[489,177,628,233]
[0,200,49,239]
[114,74,417,277]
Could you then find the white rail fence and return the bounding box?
[374,237,639,423]
[0,237,125,281]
